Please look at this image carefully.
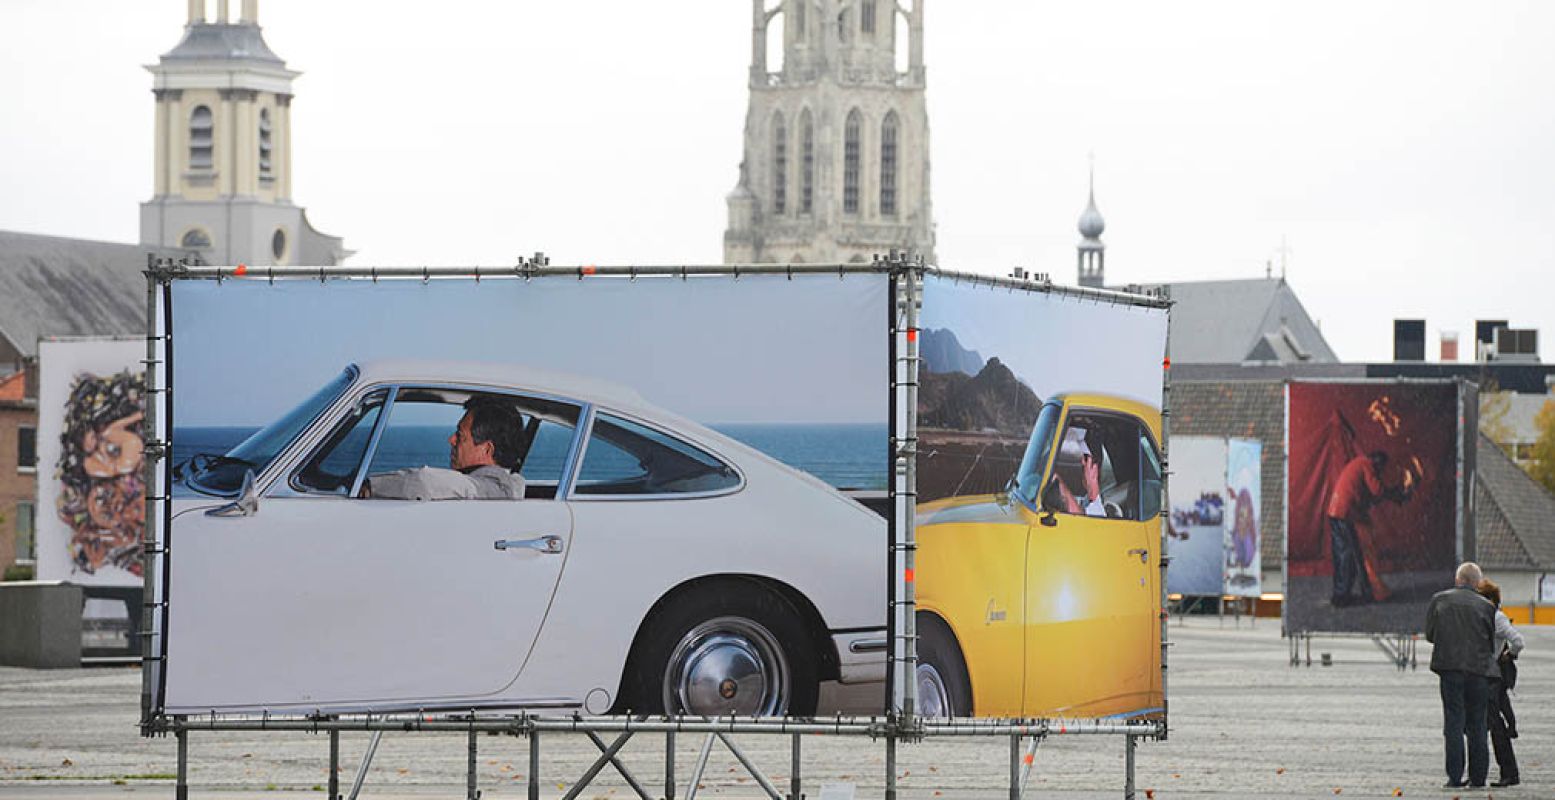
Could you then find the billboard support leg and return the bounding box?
[175,729,188,800]
[466,727,480,800]
[716,733,782,800]
[1018,735,1040,796]
[1008,734,1020,800]
[685,733,716,800]
[560,730,636,800]
[584,730,653,800]
[527,731,540,800]
[1124,734,1137,799]
[328,729,340,800]
[789,732,802,800]
[665,731,676,800]
[885,731,897,800]
[347,730,382,800]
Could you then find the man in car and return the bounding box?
[365,399,526,500]
[1055,427,1107,517]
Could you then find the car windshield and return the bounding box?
[1012,402,1063,509]
[185,366,358,496]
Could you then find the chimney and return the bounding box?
[1393,319,1425,362]
[1439,331,1459,363]
[1475,319,1509,362]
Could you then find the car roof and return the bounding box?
[1052,392,1163,442]
[353,359,649,414]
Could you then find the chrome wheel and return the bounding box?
[916,662,953,719]
[663,616,790,716]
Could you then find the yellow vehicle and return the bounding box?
[915,392,1164,719]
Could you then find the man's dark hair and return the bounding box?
[464,398,526,470]
[1368,450,1389,466]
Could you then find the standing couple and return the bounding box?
[1426,562,1524,789]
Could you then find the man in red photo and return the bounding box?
[1326,450,1406,605]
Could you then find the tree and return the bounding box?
[1529,397,1555,495]
[1478,382,1515,457]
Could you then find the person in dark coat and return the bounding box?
[1424,562,1498,789]
[1476,579,1524,788]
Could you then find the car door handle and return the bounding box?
[495,535,564,554]
[1127,547,1149,564]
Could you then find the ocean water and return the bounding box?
[173,422,887,491]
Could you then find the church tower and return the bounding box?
[724,0,935,264]
[140,0,348,266]
[1076,162,1105,288]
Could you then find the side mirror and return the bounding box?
[206,469,260,517]
[1038,478,1061,527]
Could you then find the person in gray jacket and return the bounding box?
[1424,561,1498,789]
[365,399,526,501]
[1476,579,1524,788]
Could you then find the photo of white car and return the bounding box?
[165,360,886,717]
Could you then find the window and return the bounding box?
[18,426,37,471]
[293,389,388,495]
[1014,403,1062,508]
[1041,413,1142,521]
[844,109,862,214]
[880,111,899,217]
[180,228,212,249]
[189,106,213,170]
[258,108,273,176]
[837,10,849,43]
[14,502,34,563]
[800,111,814,214]
[575,413,739,496]
[793,0,805,37]
[772,114,787,215]
[271,228,287,261]
[353,388,581,500]
[1139,431,1163,520]
[861,0,877,35]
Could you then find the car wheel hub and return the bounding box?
[916,663,952,719]
[666,617,789,717]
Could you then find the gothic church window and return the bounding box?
[837,10,849,43]
[772,114,788,215]
[259,108,273,177]
[189,106,214,170]
[793,0,805,38]
[800,110,814,215]
[844,109,862,215]
[880,111,899,217]
[861,0,876,35]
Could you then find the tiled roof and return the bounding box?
[0,370,22,403]
[1169,379,1287,568]
[1475,433,1555,570]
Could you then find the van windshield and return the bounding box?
[185,366,358,497]
[1012,402,1062,509]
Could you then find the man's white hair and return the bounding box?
[1455,561,1483,587]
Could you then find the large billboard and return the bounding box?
[913,275,1168,720]
[1285,381,1461,634]
[158,273,889,717]
[1165,436,1227,597]
[35,337,146,657]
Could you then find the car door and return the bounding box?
[164,385,583,711]
[1022,406,1156,717]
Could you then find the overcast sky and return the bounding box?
[3,1,1552,364]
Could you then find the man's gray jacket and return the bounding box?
[368,464,525,501]
[1425,585,1496,677]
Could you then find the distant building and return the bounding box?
[724,0,934,264]
[140,0,348,266]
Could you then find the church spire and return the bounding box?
[1077,154,1106,288]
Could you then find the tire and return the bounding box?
[621,582,820,717]
[915,611,972,718]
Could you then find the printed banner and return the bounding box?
[914,276,1167,720]
[1285,381,1459,634]
[1165,437,1227,597]
[161,274,889,717]
[1224,438,1263,598]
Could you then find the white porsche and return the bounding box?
[162,361,886,717]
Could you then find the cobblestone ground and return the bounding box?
[1,619,1550,799]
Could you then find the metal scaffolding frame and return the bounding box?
[138,253,1171,799]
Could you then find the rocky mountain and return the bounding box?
[920,328,984,377]
[919,356,1043,436]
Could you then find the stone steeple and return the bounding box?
[140,0,348,266]
[724,0,935,265]
[1076,158,1105,288]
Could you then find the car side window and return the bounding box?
[1043,413,1139,521]
[574,413,739,497]
[1139,430,1163,521]
[292,389,388,495]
